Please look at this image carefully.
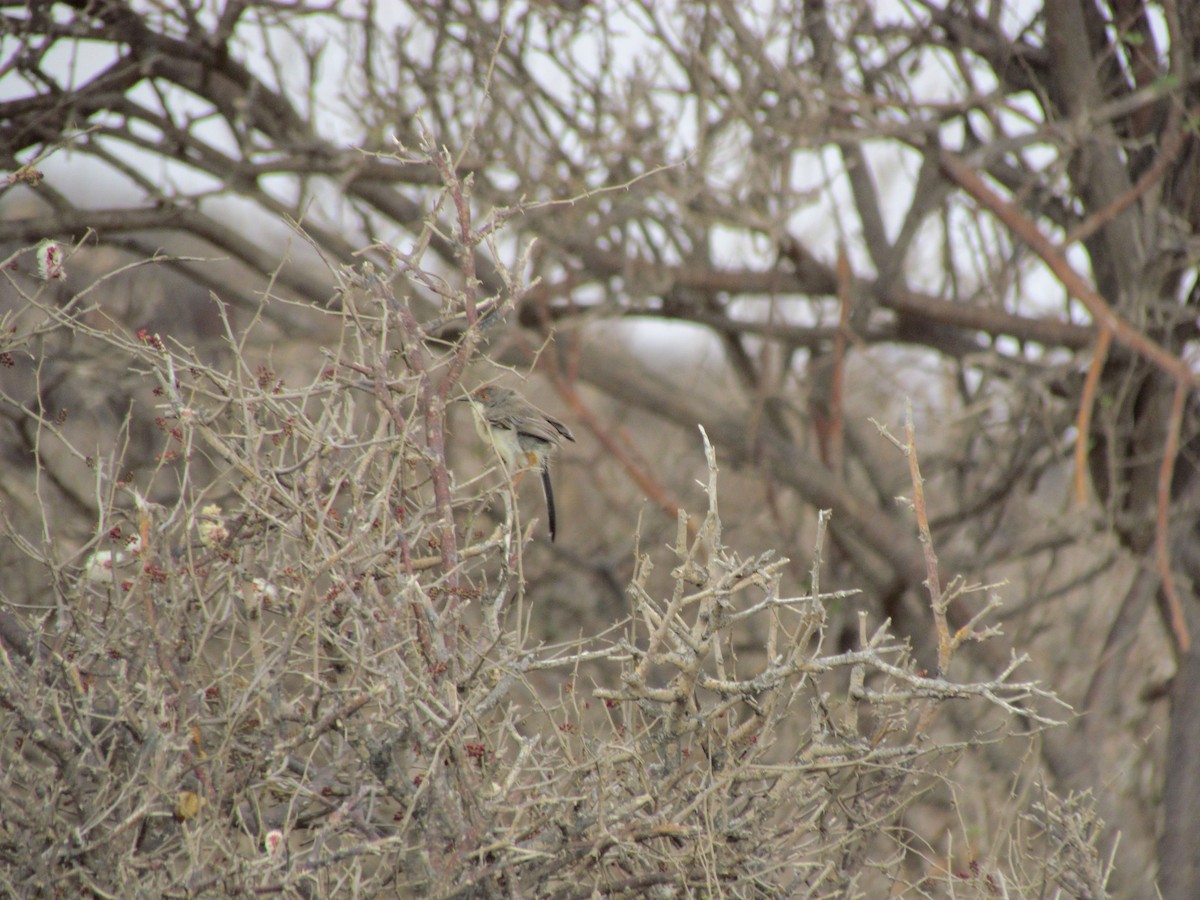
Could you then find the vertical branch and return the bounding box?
[371,273,461,665]
[901,401,950,674]
[874,402,955,675]
[1156,380,1192,654]
[828,245,851,475]
[1074,325,1112,505]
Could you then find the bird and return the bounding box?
[464,385,575,541]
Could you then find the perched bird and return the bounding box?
[465,385,575,541]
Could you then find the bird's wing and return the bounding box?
[491,410,574,445]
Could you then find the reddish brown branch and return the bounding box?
[939,151,1195,386]
[942,149,1197,659]
[901,404,950,674]
[1074,325,1112,505]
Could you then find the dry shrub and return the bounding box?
[0,165,1109,899]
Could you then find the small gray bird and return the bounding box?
[465,385,575,541]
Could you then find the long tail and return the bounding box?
[541,467,558,542]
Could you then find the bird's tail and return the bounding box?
[541,467,558,542]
